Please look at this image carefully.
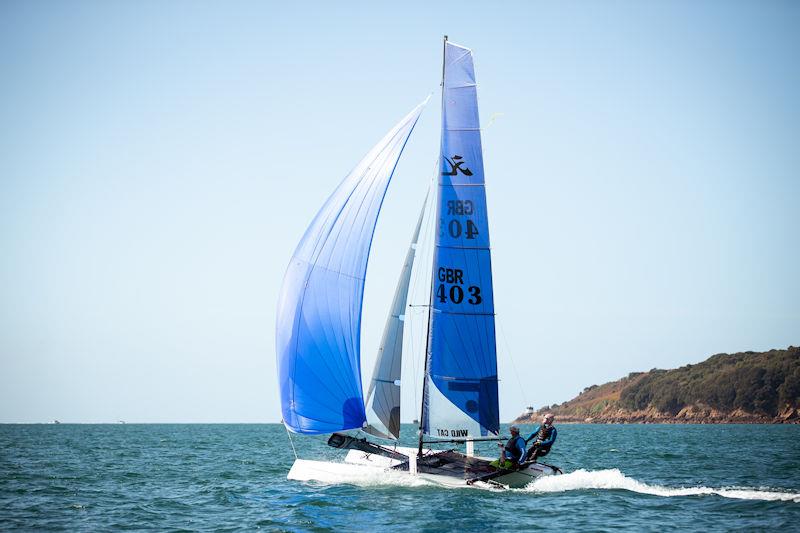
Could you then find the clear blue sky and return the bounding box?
[1,1,798,423]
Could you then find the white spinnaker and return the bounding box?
[276,96,430,435]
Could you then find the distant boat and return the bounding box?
[276,37,561,488]
[53,420,61,424]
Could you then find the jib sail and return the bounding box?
[363,194,429,440]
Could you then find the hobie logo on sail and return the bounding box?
[442,155,473,176]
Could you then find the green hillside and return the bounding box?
[517,346,799,424]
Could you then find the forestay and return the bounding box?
[423,41,499,439]
[276,99,428,435]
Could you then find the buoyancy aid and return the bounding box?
[504,435,525,462]
[533,424,554,447]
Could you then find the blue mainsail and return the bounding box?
[423,41,499,438]
[277,99,428,435]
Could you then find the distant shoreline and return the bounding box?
[514,419,800,425]
[2,420,798,426]
[516,346,799,427]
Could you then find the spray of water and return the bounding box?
[291,458,799,502]
[522,468,800,503]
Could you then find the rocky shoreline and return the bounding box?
[514,346,799,425]
[515,405,800,425]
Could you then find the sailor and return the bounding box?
[525,413,557,461]
[490,425,526,469]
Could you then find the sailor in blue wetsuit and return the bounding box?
[525,413,557,461]
[490,425,526,469]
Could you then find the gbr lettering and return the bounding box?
[443,200,480,240]
[436,267,482,305]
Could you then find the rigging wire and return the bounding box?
[283,421,299,460]
[497,317,530,412]
[406,166,437,424]
[477,105,530,417]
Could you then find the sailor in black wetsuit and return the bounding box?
[490,425,526,469]
[525,413,557,461]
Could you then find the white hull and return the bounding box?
[287,459,385,483]
[287,445,559,489]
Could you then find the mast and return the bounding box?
[418,35,448,457]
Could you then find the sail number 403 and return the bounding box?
[436,267,481,305]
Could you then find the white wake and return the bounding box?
[523,469,800,502]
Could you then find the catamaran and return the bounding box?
[276,38,562,488]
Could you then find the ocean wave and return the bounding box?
[523,468,800,502]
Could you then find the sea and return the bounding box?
[1,423,798,531]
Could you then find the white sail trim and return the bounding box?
[424,375,485,440]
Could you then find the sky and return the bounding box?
[1,1,798,423]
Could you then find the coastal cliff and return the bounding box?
[515,346,800,424]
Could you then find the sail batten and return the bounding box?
[277,98,429,435]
